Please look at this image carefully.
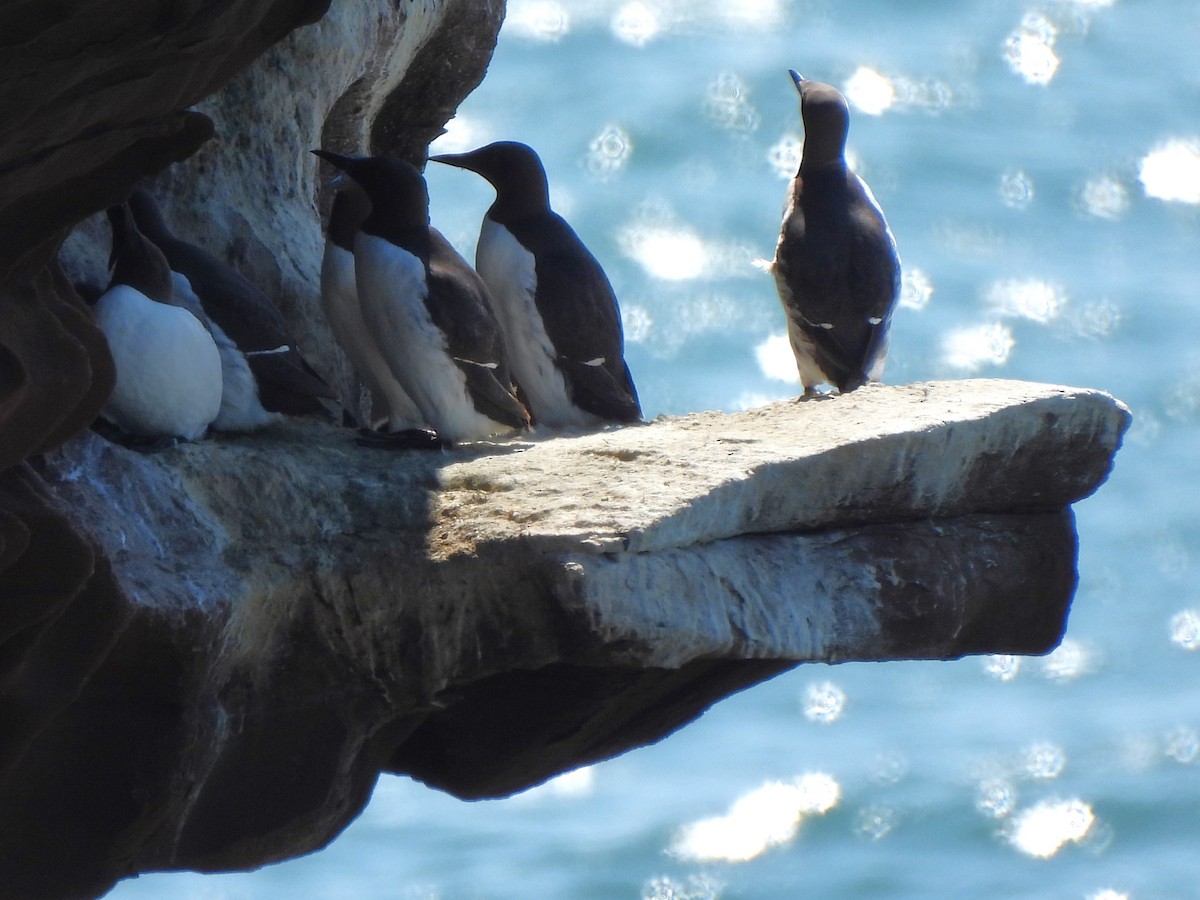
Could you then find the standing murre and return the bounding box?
[431,141,641,428]
[168,268,283,433]
[312,150,530,446]
[109,202,282,433]
[771,71,901,395]
[126,187,338,418]
[92,204,222,446]
[320,180,426,434]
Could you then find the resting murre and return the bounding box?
[166,268,283,433]
[431,141,641,428]
[319,180,425,433]
[771,71,900,395]
[126,188,337,417]
[312,150,530,446]
[93,204,222,445]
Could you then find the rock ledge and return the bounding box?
[1,378,1128,898]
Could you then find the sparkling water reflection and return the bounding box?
[982,654,1021,682]
[976,779,1018,819]
[940,322,1015,372]
[670,774,840,863]
[1022,741,1067,780]
[703,72,761,135]
[1138,138,1200,204]
[1004,12,1061,85]
[584,122,634,180]
[844,66,895,116]
[1037,638,1097,681]
[504,0,571,42]
[611,2,661,46]
[755,332,800,383]
[1164,727,1200,764]
[765,133,803,180]
[1007,798,1096,859]
[641,873,723,900]
[998,168,1035,210]
[1168,609,1200,650]
[802,680,847,724]
[1077,174,1130,220]
[853,804,898,841]
[844,65,957,116]
[985,277,1066,323]
[898,267,933,311]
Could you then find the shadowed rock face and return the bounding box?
[57,0,509,425]
[0,0,336,632]
[0,3,507,896]
[0,1,331,285]
[6,0,507,469]
[0,379,1128,897]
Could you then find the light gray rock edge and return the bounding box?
[21,377,1127,876]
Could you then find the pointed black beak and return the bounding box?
[789,69,806,94]
[312,149,354,172]
[428,152,469,171]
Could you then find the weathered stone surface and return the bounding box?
[0,5,514,894]
[0,379,1128,898]
[1,0,328,472]
[4,1,506,474]
[58,0,507,424]
[0,268,116,473]
[0,0,331,284]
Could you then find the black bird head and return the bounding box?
[430,141,551,220]
[312,151,429,236]
[105,202,173,302]
[789,71,851,171]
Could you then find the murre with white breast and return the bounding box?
[320,180,425,434]
[431,141,641,428]
[312,150,530,446]
[127,187,337,418]
[92,203,222,446]
[110,198,281,433]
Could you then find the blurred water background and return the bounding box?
[109,0,1200,896]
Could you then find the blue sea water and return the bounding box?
[108,1,1200,897]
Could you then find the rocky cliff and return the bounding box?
[0,2,500,896]
[0,3,1132,899]
[54,0,506,417]
[3,379,1127,897]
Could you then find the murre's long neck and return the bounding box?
[796,77,852,176]
[126,188,175,247]
[490,172,551,224]
[329,186,371,252]
[107,204,173,301]
[799,117,849,176]
[361,209,431,263]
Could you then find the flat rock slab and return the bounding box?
[4,378,1129,894]
[431,377,1124,554]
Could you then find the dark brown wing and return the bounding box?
[508,213,641,422]
[774,169,899,391]
[427,231,530,429]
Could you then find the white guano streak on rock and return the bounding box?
[428,379,1129,557]
[552,534,883,669]
[39,378,1127,681]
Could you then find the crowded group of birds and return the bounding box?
[90,74,900,451]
